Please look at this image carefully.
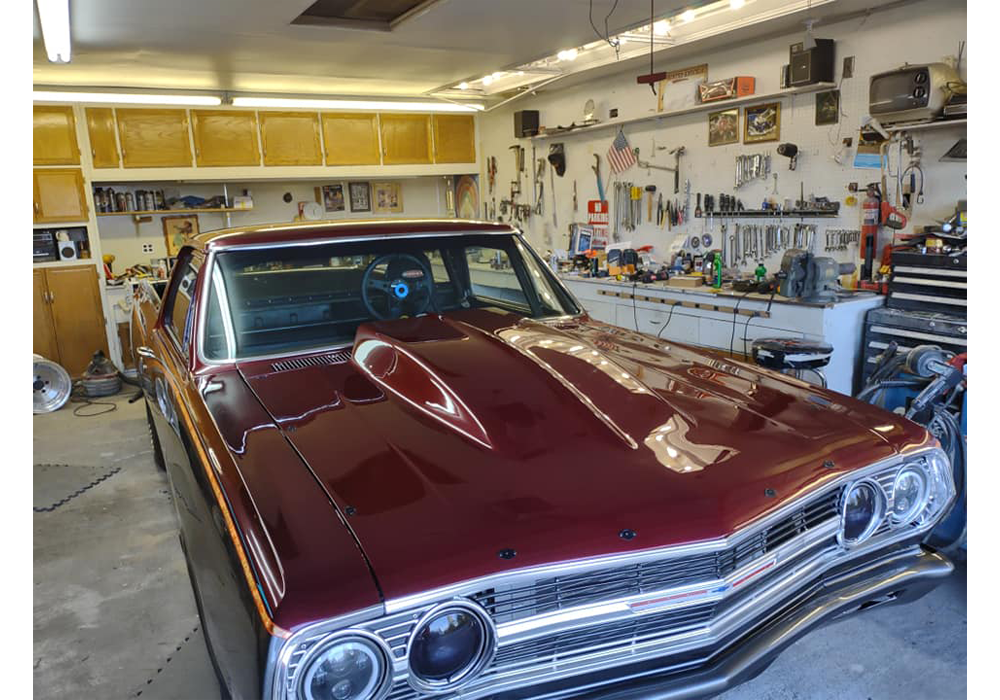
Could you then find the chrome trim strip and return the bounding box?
[894,265,966,277]
[384,447,938,614]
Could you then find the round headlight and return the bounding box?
[407,600,495,692]
[299,631,392,700]
[839,480,885,546]
[891,467,929,524]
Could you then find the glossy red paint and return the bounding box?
[192,218,515,252]
[234,309,931,605]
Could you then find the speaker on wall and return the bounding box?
[514,110,539,138]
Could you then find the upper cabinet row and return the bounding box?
[34,106,476,168]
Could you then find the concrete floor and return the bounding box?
[34,392,967,700]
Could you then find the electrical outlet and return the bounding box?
[843,56,855,79]
[142,243,154,254]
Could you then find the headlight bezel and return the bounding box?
[890,465,931,525]
[295,629,393,700]
[837,478,887,547]
[405,598,497,693]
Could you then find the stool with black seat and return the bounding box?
[750,338,834,388]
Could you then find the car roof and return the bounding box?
[189,218,519,251]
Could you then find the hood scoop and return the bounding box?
[351,322,493,449]
[271,349,352,374]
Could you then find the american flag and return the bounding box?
[607,130,636,174]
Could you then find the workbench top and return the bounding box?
[558,273,878,308]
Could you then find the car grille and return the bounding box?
[282,485,846,700]
[471,488,841,624]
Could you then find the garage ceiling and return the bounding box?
[33,0,932,100]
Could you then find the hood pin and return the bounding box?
[619,528,637,541]
[498,548,517,560]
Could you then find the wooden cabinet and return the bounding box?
[380,114,432,165]
[85,108,120,168]
[322,113,381,165]
[116,108,193,168]
[33,265,109,377]
[259,112,322,165]
[191,110,260,166]
[432,114,476,163]
[34,106,80,165]
[34,168,89,223]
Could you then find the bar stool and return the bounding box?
[750,338,833,388]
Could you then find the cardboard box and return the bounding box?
[668,275,704,288]
[699,77,756,102]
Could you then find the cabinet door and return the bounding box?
[34,168,89,223]
[432,114,476,163]
[33,270,60,362]
[45,265,109,376]
[85,108,120,168]
[34,106,80,165]
[116,108,192,168]
[259,112,322,165]
[191,110,260,166]
[380,114,432,164]
[322,113,381,165]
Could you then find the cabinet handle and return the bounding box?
[91,148,97,157]
[47,291,54,304]
[34,201,39,214]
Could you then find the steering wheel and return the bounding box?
[361,253,436,320]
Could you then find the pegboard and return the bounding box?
[478,0,966,276]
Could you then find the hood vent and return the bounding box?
[271,350,352,374]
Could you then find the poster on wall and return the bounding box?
[708,109,739,147]
[743,102,780,143]
[316,184,345,212]
[656,64,708,113]
[162,214,199,257]
[348,182,371,212]
[454,175,479,219]
[373,182,403,213]
[815,90,840,126]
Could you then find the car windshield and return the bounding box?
[201,232,579,360]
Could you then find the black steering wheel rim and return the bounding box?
[361,252,435,320]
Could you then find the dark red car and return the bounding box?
[132,219,955,700]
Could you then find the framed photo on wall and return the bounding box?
[162,214,199,257]
[317,184,345,212]
[743,102,781,143]
[373,182,403,214]
[348,181,371,212]
[708,108,739,147]
[815,89,840,126]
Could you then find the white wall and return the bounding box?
[479,0,967,272]
[95,177,451,268]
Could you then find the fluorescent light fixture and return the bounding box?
[458,82,469,90]
[730,0,746,8]
[481,75,494,86]
[33,90,222,105]
[557,48,579,61]
[681,9,696,22]
[231,97,483,112]
[36,0,71,63]
[653,19,670,35]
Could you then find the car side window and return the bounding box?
[164,255,200,358]
[464,246,529,308]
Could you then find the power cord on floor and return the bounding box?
[656,300,678,339]
[69,382,118,417]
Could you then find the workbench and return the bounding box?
[559,274,884,395]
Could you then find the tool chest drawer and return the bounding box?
[887,252,967,317]
[860,307,967,387]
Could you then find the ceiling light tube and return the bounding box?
[730,0,746,8]
[36,0,71,63]
[231,97,483,112]
[681,9,696,22]
[32,90,222,105]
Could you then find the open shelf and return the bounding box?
[885,118,966,133]
[526,82,837,141]
[96,207,254,217]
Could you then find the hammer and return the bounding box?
[645,185,657,222]
[669,146,685,194]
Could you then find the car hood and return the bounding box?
[239,309,929,603]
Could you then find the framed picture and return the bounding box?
[162,214,199,257]
[815,89,840,126]
[373,182,403,214]
[317,184,345,213]
[743,102,781,143]
[708,109,739,147]
[348,181,371,212]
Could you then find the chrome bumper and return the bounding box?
[513,545,953,700]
